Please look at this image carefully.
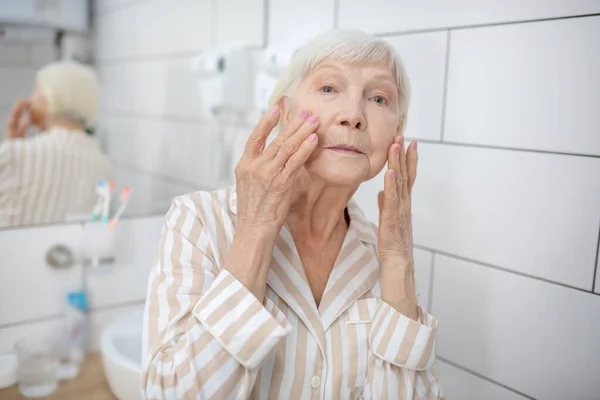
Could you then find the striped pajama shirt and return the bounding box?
[143,186,444,399]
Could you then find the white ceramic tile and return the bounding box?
[85,217,163,309]
[385,32,448,141]
[412,143,600,289]
[437,360,528,400]
[0,44,29,65]
[215,0,264,47]
[95,0,212,61]
[445,16,600,155]
[432,254,600,400]
[94,0,143,14]
[0,67,36,105]
[414,249,432,311]
[29,43,57,66]
[338,0,600,33]
[0,303,144,354]
[98,114,218,187]
[98,58,203,118]
[595,238,600,295]
[0,318,62,354]
[0,224,83,325]
[268,0,334,44]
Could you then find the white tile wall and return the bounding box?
[432,254,600,400]
[445,16,600,155]
[94,0,213,61]
[0,44,29,65]
[0,223,84,326]
[30,43,57,67]
[412,143,600,290]
[338,0,600,33]
[0,303,144,354]
[0,216,162,326]
[437,360,529,400]
[385,32,448,141]
[267,0,334,44]
[595,240,600,294]
[414,249,433,311]
[215,0,265,47]
[98,58,203,118]
[0,67,36,105]
[99,115,217,186]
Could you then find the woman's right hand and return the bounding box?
[6,99,31,140]
[234,106,320,239]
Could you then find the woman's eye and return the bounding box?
[372,95,387,105]
[320,85,335,93]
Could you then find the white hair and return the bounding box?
[36,60,100,127]
[269,30,411,134]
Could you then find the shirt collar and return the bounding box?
[227,185,377,245]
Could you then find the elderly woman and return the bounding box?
[0,60,112,227]
[143,30,444,399]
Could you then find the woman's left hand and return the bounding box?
[377,135,419,319]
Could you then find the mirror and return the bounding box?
[0,34,206,230]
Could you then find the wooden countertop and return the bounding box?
[0,353,116,400]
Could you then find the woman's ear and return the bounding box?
[278,96,292,125]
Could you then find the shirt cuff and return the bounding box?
[368,300,437,370]
[193,269,291,370]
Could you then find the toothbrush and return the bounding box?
[108,187,132,229]
[97,181,111,224]
[91,181,108,220]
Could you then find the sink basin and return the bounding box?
[100,307,143,400]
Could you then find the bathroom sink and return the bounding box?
[101,307,143,400]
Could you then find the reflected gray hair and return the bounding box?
[269,30,411,134]
[36,60,100,127]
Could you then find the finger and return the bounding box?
[381,169,397,218]
[243,105,280,159]
[280,132,319,179]
[406,142,418,194]
[7,99,29,130]
[264,110,310,158]
[273,114,319,167]
[16,120,30,138]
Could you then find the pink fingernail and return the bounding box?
[395,145,401,154]
[269,105,279,115]
[413,142,418,150]
[389,170,395,179]
[309,114,318,124]
[298,110,309,120]
[308,133,317,142]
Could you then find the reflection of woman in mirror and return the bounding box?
[143,30,444,399]
[0,61,112,227]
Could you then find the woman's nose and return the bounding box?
[337,104,367,131]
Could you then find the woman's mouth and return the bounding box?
[324,145,364,155]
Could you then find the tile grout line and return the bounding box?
[439,30,451,141]
[427,252,436,312]
[373,12,600,38]
[437,356,537,399]
[0,300,146,330]
[591,218,600,292]
[414,243,600,297]
[263,0,270,47]
[333,0,340,29]
[403,137,600,159]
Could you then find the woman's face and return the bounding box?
[29,83,49,126]
[282,58,401,187]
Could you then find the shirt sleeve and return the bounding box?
[142,196,291,400]
[368,300,437,370]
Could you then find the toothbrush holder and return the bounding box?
[81,222,116,266]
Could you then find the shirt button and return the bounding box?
[310,375,321,389]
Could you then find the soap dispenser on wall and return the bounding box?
[191,48,253,187]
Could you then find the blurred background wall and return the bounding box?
[94,1,600,399]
